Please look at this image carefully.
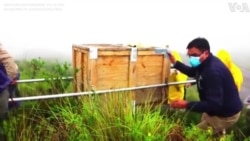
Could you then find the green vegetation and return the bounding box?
[1,58,250,140]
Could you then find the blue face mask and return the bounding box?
[189,56,201,67]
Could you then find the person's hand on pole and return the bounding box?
[170,100,188,109]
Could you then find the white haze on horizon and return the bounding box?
[0,0,250,61]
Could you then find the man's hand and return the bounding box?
[185,83,192,88]
[170,100,188,109]
[167,52,176,64]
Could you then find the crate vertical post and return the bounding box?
[161,55,171,103]
[73,47,84,92]
[128,47,137,114]
[88,47,98,91]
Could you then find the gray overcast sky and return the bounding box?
[0,0,250,60]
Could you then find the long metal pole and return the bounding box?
[16,67,173,83]
[17,77,73,83]
[16,66,173,83]
[10,80,196,102]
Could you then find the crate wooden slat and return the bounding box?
[72,44,170,104]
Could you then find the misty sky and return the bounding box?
[0,0,250,60]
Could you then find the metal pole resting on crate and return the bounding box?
[10,80,196,102]
[17,77,73,83]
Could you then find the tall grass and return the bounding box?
[4,91,226,141]
[1,58,250,140]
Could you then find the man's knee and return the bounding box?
[197,112,240,135]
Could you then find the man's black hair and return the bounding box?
[186,37,210,52]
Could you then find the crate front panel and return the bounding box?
[134,55,165,103]
[96,55,130,90]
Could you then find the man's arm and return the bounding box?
[186,73,223,114]
[168,51,196,77]
[174,61,197,77]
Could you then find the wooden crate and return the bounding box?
[72,44,171,104]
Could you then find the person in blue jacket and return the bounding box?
[0,44,20,109]
[169,37,243,135]
[0,69,11,140]
[0,44,20,140]
[0,69,11,121]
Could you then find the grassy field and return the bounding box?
[1,58,250,141]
